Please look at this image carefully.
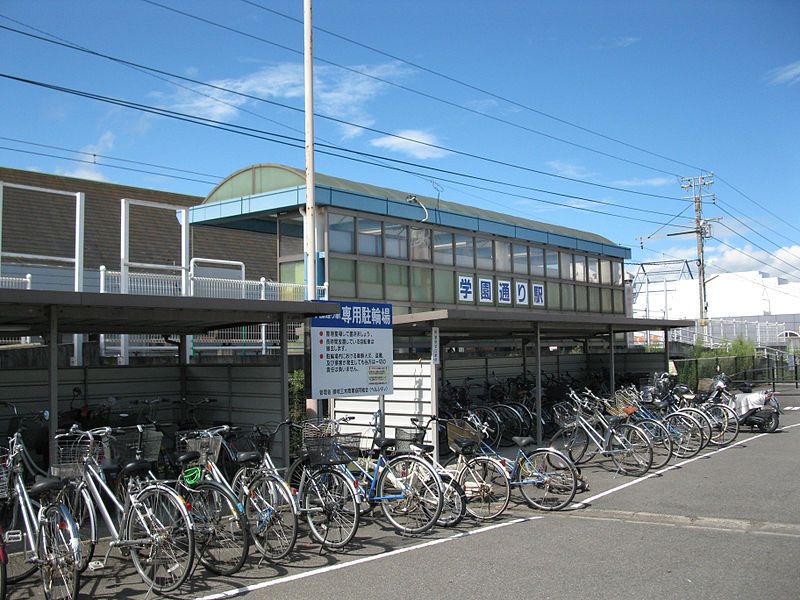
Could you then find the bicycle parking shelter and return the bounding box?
[0,287,338,464]
[393,308,692,444]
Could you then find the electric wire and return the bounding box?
[0,145,218,185]
[714,221,800,274]
[713,204,800,266]
[239,0,708,174]
[0,21,687,203]
[710,237,800,281]
[0,71,696,229]
[138,0,684,178]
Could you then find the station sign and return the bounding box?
[311,301,393,399]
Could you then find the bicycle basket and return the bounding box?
[446,419,482,450]
[109,427,164,464]
[176,432,222,463]
[0,448,10,499]
[394,427,426,452]
[552,402,577,428]
[301,419,340,443]
[305,433,361,466]
[51,432,95,478]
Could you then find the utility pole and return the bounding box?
[681,173,716,342]
[304,0,317,302]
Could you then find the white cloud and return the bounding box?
[545,160,595,179]
[611,176,674,188]
[612,36,640,48]
[163,61,409,139]
[369,129,450,159]
[767,60,800,86]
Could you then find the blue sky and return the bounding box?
[1,0,799,279]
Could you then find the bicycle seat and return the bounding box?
[450,437,479,455]
[176,451,201,464]
[411,443,435,454]
[373,437,396,450]
[512,436,536,448]
[607,415,626,427]
[29,478,66,499]
[121,459,152,477]
[235,451,261,464]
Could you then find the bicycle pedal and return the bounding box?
[88,560,106,571]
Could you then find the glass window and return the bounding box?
[279,260,304,284]
[600,260,612,285]
[410,228,431,262]
[612,261,623,286]
[545,250,559,278]
[574,255,586,282]
[587,257,599,283]
[329,258,356,298]
[278,214,304,257]
[513,244,528,274]
[411,267,433,302]
[434,270,455,303]
[329,213,355,254]
[613,289,625,314]
[546,282,560,310]
[357,218,382,256]
[601,288,613,313]
[455,234,474,268]
[529,247,544,277]
[588,287,600,312]
[385,264,409,301]
[495,241,511,272]
[433,231,454,265]
[575,285,588,312]
[476,238,493,270]
[357,261,383,299]
[561,284,575,311]
[384,222,408,259]
[560,252,574,280]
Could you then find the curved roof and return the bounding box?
[204,163,618,247]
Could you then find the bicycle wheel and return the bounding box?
[494,404,526,447]
[0,546,6,600]
[1,499,38,583]
[60,482,96,574]
[679,408,713,449]
[549,427,589,464]
[633,418,673,470]
[458,456,510,520]
[378,455,443,535]
[38,502,80,600]
[246,473,298,560]
[302,468,359,549]
[505,401,534,436]
[189,481,249,576]
[435,473,466,527]
[664,413,703,459]
[607,424,653,476]
[125,485,195,593]
[518,449,577,511]
[470,407,502,449]
[703,404,739,447]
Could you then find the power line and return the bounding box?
[0,135,224,179]
[239,0,708,175]
[713,204,800,265]
[716,174,800,233]
[0,145,218,185]
[0,21,688,204]
[0,71,696,228]
[714,199,800,251]
[711,237,800,281]
[715,221,800,274]
[138,0,684,178]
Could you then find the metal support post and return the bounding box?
[73,192,85,366]
[281,313,290,466]
[48,306,59,468]
[0,183,4,278]
[609,326,616,394]
[120,199,129,365]
[535,323,542,446]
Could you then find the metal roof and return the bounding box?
[392,308,692,339]
[196,164,631,259]
[0,289,337,336]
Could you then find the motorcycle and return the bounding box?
[726,388,781,433]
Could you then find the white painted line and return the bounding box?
[784,406,800,411]
[571,422,800,508]
[195,516,544,600]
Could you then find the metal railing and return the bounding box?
[632,315,788,349]
[0,273,32,290]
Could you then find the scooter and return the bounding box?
[726,388,781,433]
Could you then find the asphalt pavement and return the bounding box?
[9,385,800,599]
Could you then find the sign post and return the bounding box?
[311,301,393,399]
